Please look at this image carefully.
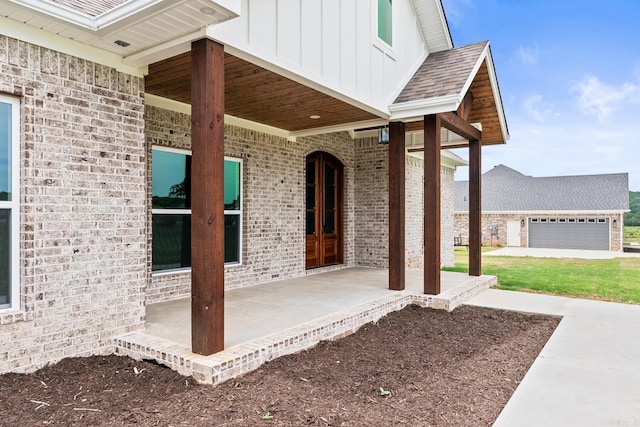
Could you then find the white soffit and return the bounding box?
[1,0,240,58]
[412,0,453,52]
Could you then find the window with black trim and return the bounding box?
[0,95,19,310]
[378,0,392,46]
[151,147,242,272]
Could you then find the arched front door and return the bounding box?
[305,152,343,269]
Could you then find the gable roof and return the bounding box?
[395,41,487,103]
[389,41,509,146]
[454,165,630,212]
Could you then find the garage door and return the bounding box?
[528,218,609,250]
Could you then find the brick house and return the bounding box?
[0,0,508,373]
[454,165,629,251]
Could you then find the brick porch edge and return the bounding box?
[114,275,496,385]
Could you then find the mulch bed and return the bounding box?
[0,305,559,426]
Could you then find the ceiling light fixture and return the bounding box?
[310,115,321,119]
[114,40,130,47]
[200,7,216,15]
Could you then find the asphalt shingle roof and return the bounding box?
[454,165,629,212]
[394,41,488,104]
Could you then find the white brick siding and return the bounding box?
[146,108,457,303]
[0,36,146,373]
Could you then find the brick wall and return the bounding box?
[0,36,147,373]
[145,106,357,303]
[353,138,456,269]
[454,212,624,251]
[146,108,458,302]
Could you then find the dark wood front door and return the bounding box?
[305,152,343,269]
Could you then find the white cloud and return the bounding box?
[572,75,640,121]
[515,45,539,65]
[522,94,555,122]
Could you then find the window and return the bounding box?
[598,218,607,223]
[151,147,242,272]
[377,0,392,46]
[0,95,19,310]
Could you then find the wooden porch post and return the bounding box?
[424,115,441,295]
[191,38,225,355]
[469,138,482,276]
[389,122,406,290]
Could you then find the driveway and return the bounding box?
[485,247,640,259]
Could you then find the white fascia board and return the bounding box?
[145,94,293,140]
[0,15,145,76]
[94,1,241,37]
[7,0,99,30]
[405,151,465,170]
[388,94,459,121]
[215,38,391,119]
[431,0,453,50]
[289,119,389,139]
[441,149,468,166]
[483,44,510,141]
[459,43,489,106]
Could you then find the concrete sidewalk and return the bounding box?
[485,247,640,259]
[467,290,640,427]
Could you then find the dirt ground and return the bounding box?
[0,305,559,426]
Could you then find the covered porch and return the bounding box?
[115,268,496,384]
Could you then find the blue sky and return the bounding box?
[442,0,640,191]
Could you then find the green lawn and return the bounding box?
[443,247,640,304]
[624,225,640,245]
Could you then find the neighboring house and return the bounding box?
[0,0,508,373]
[454,165,629,251]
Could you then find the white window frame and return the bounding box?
[151,146,243,275]
[0,94,20,311]
[373,0,394,53]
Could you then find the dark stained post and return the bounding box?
[388,122,406,290]
[424,114,441,295]
[191,38,225,355]
[469,138,482,276]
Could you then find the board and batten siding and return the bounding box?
[207,0,428,113]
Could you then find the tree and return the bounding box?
[624,191,640,226]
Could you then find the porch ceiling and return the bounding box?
[145,51,380,133]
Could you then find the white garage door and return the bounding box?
[528,218,609,250]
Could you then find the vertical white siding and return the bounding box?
[300,1,322,76]
[208,0,429,113]
[248,0,277,55]
[321,0,341,83]
[277,0,301,65]
[355,0,371,99]
[339,1,357,89]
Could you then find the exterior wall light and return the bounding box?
[378,125,389,144]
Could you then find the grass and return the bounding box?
[624,225,640,245]
[443,247,640,304]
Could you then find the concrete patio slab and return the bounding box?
[467,289,640,427]
[115,268,496,385]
